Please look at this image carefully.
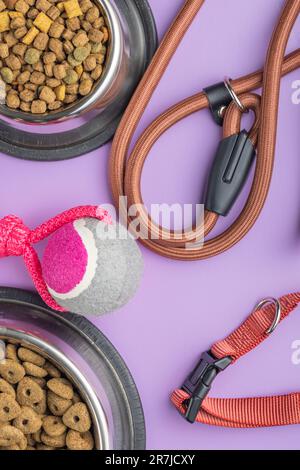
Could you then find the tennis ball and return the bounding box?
[42,218,143,316]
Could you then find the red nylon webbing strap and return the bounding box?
[171,292,300,427]
[172,391,300,428]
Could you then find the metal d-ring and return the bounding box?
[224,77,248,114]
[254,297,282,335]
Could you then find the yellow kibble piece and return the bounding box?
[0,11,9,33]
[75,64,83,78]
[33,12,52,33]
[55,84,65,101]
[56,2,64,11]
[22,26,39,45]
[9,12,23,18]
[63,0,82,19]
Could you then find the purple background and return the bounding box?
[1,0,300,450]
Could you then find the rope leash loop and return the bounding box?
[110,0,300,260]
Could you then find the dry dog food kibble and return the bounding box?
[47,377,73,400]
[6,344,19,363]
[17,347,45,367]
[66,429,94,451]
[0,340,95,450]
[47,390,72,416]
[17,376,44,406]
[0,359,25,384]
[13,406,42,434]
[42,415,66,437]
[44,361,61,379]
[0,0,109,114]
[62,402,91,432]
[23,361,48,378]
[0,379,16,398]
[0,393,21,421]
[0,424,27,450]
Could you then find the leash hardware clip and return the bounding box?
[203,81,233,126]
[203,78,247,126]
[182,351,232,424]
[223,78,248,114]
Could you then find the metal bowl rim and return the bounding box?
[0,286,146,450]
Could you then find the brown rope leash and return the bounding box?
[109,0,300,261]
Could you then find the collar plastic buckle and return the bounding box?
[182,351,232,424]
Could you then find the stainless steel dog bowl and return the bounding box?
[0,287,146,450]
[1,0,130,124]
[0,0,157,160]
[0,328,110,450]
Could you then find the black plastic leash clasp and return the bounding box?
[182,351,232,424]
[205,130,256,216]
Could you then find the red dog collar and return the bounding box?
[172,292,300,427]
